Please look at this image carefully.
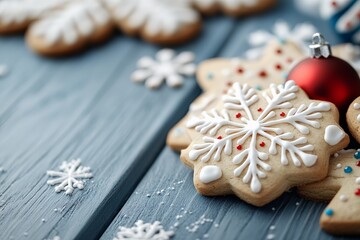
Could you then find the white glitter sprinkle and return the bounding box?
[0,65,8,77]
[334,153,339,158]
[356,177,360,184]
[270,225,276,230]
[339,195,348,202]
[267,233,275,240]
[271,207,276,211]
[336,163,342,169]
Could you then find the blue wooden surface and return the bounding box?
[0,0,355,239]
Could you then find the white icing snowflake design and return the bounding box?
[245,20,316,59]
[47,159,93,195]
[131,49,196,89]
[187,81,331,193]
[114,220,174,240]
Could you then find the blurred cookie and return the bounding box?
[347,97,360,144]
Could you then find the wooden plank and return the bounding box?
[101,147,358,240]
[0,17,236,240]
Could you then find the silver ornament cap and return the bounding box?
[309,33,332,58]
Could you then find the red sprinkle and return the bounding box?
[356,161,360,167]
[355,188,360,196]
[346,21,352,29]
[237,145,242,150]
[237,67,244,74]
[217,136,222,140]
[331,1,337,7]
[287,58,293,63]
[259,70,267,78]
[227,81,233,87]
[236,113,242,118]
[275,64,282,70]
[276,49,282,55]
[357,11,360,19]
[257,108,263,112]
[280,112,286,117]
[260,142,265,147]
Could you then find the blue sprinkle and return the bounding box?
[325,208,334,216]
[344,166,353,174]
[277,38,286,45]
[255,85,262,90]
[207,72,214,80]
[282,72,288,79]
[354,151,360,160]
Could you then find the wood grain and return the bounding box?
[0,17,236,240]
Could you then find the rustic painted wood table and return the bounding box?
[0,1,358,239]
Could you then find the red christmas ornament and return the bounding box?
[287,33,360,114]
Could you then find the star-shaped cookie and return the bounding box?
[298,150,360,235]
[180,80,349,206]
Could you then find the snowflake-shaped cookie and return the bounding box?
[47,159,93,195]
[0,0,113,56]
[103,0,201,45]
[298,150,360,235]
[320,0,360,44]
[191,0,276,16]
[167,40,305,151]
[131,49,196,89]
[114,220,174,240]
[347,97,360,144]
[181,80,348,206]
[244,20,316,59]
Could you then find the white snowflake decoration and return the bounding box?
[47,159,93,195]
[131,49,196,89]
[245,20,316,59]
[114,220,174,240]
[187,81,331,193]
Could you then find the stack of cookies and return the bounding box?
[167,37,360,235]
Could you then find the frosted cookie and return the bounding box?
[180,80,349,206]
[103,0,201,45]
[0,0,66,34]
[347,97,360,144]
[190,0,276,16]
[320,0,360,44]
[26,0,113,56]
[298,150,360,235]
[167,40,305,151]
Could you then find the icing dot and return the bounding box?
[235,113,242,118]
[260,142,265,147]
[207,73,214,80]
[339,195,348,202]
[217,136,222,140]
[237,145,242,150]
[331,1,338,7]
[324,125,345,146]
[355,188,360,196]
[356,177,360,184]
[275,64,282,70]
[257,108,263,112]
[227,81,233,87]
[280,112,286,117]
[353,103,360,110]
[259,71,267,78]
[237,67,244,74]
[199,165,222,184]
[344,166,353,174]
[325,208,334,216]
[255,85,262,90]
[356,161,360,167]
[355,151,360,160]
[275,48,282,54]
[336,163,342,169]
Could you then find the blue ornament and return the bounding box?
[344,166,353,173]
[321,0,360,45]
